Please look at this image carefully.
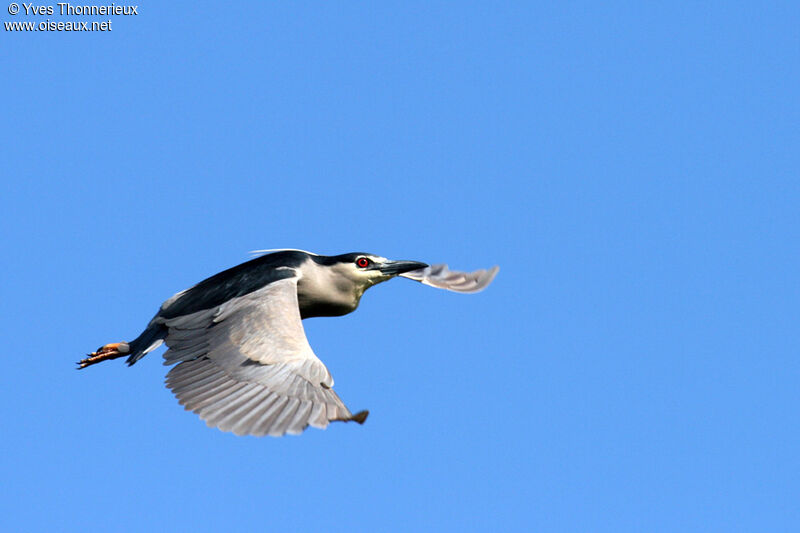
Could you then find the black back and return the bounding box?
[159,251,311,319]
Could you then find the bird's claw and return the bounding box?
[76,342,129,369]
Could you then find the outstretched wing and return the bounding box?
[399,264,499,293]
[157,273,367,437]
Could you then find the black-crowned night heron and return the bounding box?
[79,250,498,437]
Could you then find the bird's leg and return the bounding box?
[77,342,130,369]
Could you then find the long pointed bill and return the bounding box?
[380,260,429,276]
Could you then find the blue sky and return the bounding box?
[1,2,798,531]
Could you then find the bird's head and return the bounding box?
[324,253,429,291]
[296,252,429,317]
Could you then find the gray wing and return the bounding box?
[399,264,499,293]
[157,273,366,437]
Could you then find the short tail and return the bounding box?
[125,323,167,366]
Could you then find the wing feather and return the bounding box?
[161,275,366,437]
[399,264,499,293]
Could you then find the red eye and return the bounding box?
[356,257,370,268]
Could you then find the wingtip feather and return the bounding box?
[351,410,369,424]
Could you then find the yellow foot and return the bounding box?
[77,342,130,369]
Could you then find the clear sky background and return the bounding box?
[2,2,798,532]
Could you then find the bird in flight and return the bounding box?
[79,250,498,437]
